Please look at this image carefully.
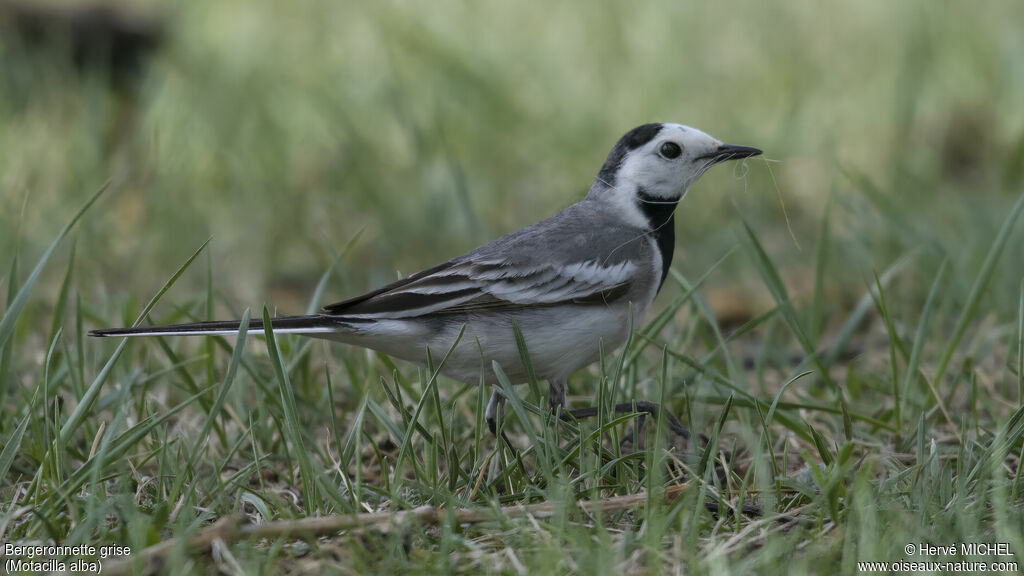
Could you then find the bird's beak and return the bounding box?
[698,144,763,164]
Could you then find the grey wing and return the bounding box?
[323,204,651,319]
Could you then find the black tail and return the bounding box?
[88,315,342,338]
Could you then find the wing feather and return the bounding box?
[322,201,653,319]
[323,258,637,318]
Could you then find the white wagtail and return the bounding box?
[91,123,761,441]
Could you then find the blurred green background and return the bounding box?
[2,0,1024,332]
[3,2,1024,571]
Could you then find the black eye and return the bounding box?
[659,142,682,159]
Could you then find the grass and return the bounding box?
[3,0,1024,574]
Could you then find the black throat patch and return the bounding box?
[635,186,678,293]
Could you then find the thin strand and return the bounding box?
[762,157,800,251]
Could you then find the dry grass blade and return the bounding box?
[105,484,691,576]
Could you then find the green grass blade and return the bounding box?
[0,386,42,483]
[510,318,542,406]
[757,370,810,495]
[378,375,433,440]
[902,260,946,412]
[394,325,465,482]
[811,196,831,340]
[823,251,915,368]
[681,273,745,392]
[963,402,1024,487]
[627,248,733,369]
[367,398,407,446]
[46,241,76,351]
[203,250,220,445]
[658,348,815,440]
[1018,279,1023,404]
[0,182,108,353]
[764,371,814,431]
[0,255,17,417]
[306,258,341,315]
[872,271,902,433]
[738,220,833,388]
[263,306,319,512]
[699,393,733,477]
[934,190,1024,387]
[494,360,554,481]
[806,421,834,467]
[61,238,211,444]
[49,385,216,510]
[342,396,369,509]
[182,308,251,478]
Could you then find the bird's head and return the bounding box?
[588,123,761,226]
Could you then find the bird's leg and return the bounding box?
[563,400,690,446]
[485,388,503,435]
[485,387,517,451]
[547,378,567,418]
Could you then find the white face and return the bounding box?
[588,123,761,228]
[614,123,726,200]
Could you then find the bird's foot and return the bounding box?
[562,400,691,452]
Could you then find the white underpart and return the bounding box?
[327,305,638,385]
